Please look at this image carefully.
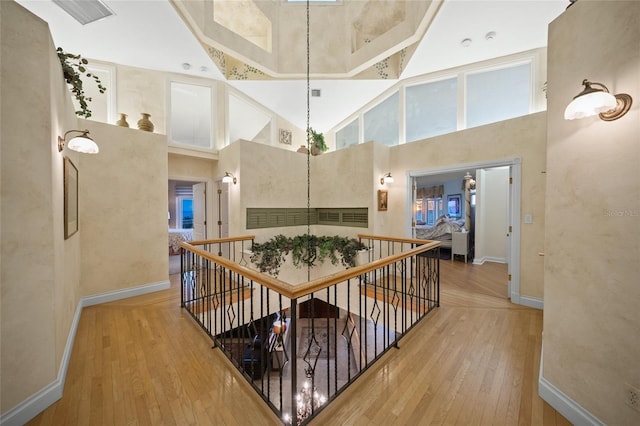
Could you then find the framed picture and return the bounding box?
[64,156,79,239]
[378,189,388,211]
[447,194,461,218]
[279,128,292,145]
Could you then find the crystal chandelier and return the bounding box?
[283,380,326,425]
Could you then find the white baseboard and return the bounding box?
[538,348,604,426]
[514,294,544,310]
[473,256,506,265]
[0,279,170,426]
[83,280,170,307]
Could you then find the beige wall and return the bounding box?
[390,113,547,299]
[78,121,168,296]
[1,2,171,418]
[543,2,640,424]
[222,115,546,301]
[1,1,80,413]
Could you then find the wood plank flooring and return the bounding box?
[27,259,571,426]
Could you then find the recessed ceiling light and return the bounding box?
[461,38,472,47]
[485,31,497,40]
[182,63,191,70]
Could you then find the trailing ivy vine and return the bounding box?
[250,234,366,277]
[57,47,106,118]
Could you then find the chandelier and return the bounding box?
[283,380,327,425]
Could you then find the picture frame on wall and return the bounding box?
[378,189,388,211]
[447,193,461,218]
[64,156,79,239]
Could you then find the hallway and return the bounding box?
[27,260,569,425]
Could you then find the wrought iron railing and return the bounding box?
[180,234,440,425]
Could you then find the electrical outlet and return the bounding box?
[625,383,640,411]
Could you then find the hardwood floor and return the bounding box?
[27,259,570,426]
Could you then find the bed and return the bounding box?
[414,216,466,249]
[169,228,193,255]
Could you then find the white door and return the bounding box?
[506,167,513,298]
[192,182,206,241]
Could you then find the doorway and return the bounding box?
[168,178,210,274]
[407,158,522,303]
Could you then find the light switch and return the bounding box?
[524,214,533,224]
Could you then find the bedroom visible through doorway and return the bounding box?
[407,158,522,304]
[168,179,207,270]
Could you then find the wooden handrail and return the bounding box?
[180,236,440,300]
[187,235,255,246]
[357,233,440,246]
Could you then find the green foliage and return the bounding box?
[57,48,106,118]
[250,234,366,277]
[309,128,328,152]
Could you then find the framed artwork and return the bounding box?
[279,128,292,145]
[447,194,461,218]
[64,156,79,239]
[378,189,388,211]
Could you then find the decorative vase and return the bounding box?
[310,144,322,156]
[116,113,129,127]
[137,113,154,132]
[297,145,309,154]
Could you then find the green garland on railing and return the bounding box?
[250,235,366,277]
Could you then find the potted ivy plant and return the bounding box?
[57,47,106,118]
[250,234,365,277]
[309,128,328,155]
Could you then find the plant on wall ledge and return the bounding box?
[57,47,106,118]
[250,234,366,277]
[309,128,328,155]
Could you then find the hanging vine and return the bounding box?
[57,47,106,118]
[250,235,366,277]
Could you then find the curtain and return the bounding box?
[416,185,444,199]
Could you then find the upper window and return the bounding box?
[465,63,531,129]
[332,51,540,150]
[169,81,214,150]
[364,92,399,146]
[336,118,359,150]
[406,77,457,142]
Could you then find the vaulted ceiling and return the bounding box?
[172,0,443,79]
[16,0,568,132]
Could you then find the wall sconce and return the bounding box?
[380,172,394,185]
[222,172,237,184]
[564,79,632,121]
[58,129,99,154]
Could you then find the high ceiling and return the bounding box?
[171,0,443,79]
[16,0,568,132]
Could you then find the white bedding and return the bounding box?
[415,216,464,240]
[169,228,193,254]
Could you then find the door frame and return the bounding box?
[406,157,528,307]
[168,175,215,242]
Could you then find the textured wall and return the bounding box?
[0,1,80,413]
[79,122,168,296]
[544,1,640,424]
[390,113,548,299]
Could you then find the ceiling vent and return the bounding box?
[53,0,114,25]
[311,89,321,97]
